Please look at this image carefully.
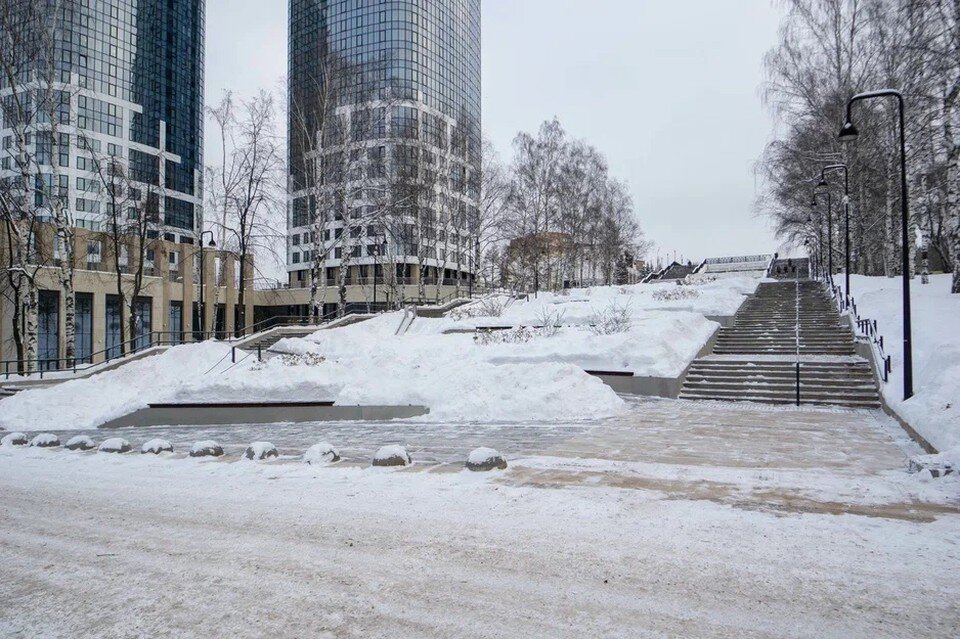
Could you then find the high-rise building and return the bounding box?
[0,0,207,367]
[0,0,205,238]
[287,0,482,311]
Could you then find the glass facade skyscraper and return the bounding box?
[0,0,205,239]
[287,0,482,291]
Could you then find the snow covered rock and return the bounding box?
[1,432,29,447]
[372,445,411,467]
[244,442,278,461]
[304,441,340,465]
[466,447,508,472]
[29,433,61,448]
[189,440,224,458]
[65,435,96,451]
[98,437,131,454]
[141,438,174,455]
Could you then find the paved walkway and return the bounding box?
[1,400,958,638]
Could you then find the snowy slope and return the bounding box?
[848,274,960,457]
[0,278,756,431]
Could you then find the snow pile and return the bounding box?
[189,441,224,458]
[0,342,235,431]
[99,438,131,454]
[65,436,96,451]
[304,442,340,465]
[849,274,960,461]
[141,439,174,455]
[244,442,278,461]
[1,432,28,447]
[373,445,411,467]
[29,433,60,448]
[466,447,507,472]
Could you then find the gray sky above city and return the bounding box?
[206,0,784,264]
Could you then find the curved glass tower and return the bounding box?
[1,0,205,239]
[288,0,481,298]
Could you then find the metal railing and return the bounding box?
[822,273,891,384]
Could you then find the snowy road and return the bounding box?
[1,401,959,638]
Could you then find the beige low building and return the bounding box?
[0,223,471,371]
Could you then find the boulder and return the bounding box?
[141,438,174,455]
[304,441,340,465]
[466,447,508,472]
[244,441,278,461]
[189,440,224,458]
[29,433,61,448]
[98,437,131,454]
[1,432,29,447]
[372,444,411,467]
[65,436,96,451]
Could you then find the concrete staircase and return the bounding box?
[680,280,881,408]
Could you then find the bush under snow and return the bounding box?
[29,433,60,448]
[190,441,224,458]
[466,447,507,472]
[373,445,411,467]
[65,435,96,451]
[141,439,174,455]
[244,442,278,461]
[1,432,28,447]
[99,438,131,454]
[304,442,340,465]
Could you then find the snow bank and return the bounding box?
[0,342,235,431]
[0,278,757,430]
[848,274,960,459]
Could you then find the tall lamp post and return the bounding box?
[813,185,833,279]
[819,163,851,305]
[199,230,216,340]
[840,89,913,401]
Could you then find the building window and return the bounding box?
[87,240,102,265]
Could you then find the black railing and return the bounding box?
[821,272,891,384]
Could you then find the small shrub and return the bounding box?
[588,301,633,335]
[474,326,537,346]
[279,352,327,367]
[651,288,700,302]
[450,296,509,320]
[535,307,565,338]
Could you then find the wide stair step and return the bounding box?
[680,280,880,409]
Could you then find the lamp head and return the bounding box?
[807,214,813,223]
[810,193,817,207]
[208,238,217,248]
[817,177,828,188]
[838,121,859,142]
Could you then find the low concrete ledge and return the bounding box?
[587,371,683,398]
[98,402,430,429]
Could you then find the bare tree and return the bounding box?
[207,90,283,335]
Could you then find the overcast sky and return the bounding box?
[205,0,784,264]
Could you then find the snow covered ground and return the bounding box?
[1,400,957,638]
[0,278,757,430]
[847,274,960,460]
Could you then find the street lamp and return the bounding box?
[820,164,851,306]
[199,230,216,340]
[813,181,833,279]
[840,89,913,401]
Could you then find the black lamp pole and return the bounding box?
[199,230,216,340]
[820,164,850,305]
[814,185,833,278]
[840,89,913,401]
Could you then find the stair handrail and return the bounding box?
[822,274,892,385]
